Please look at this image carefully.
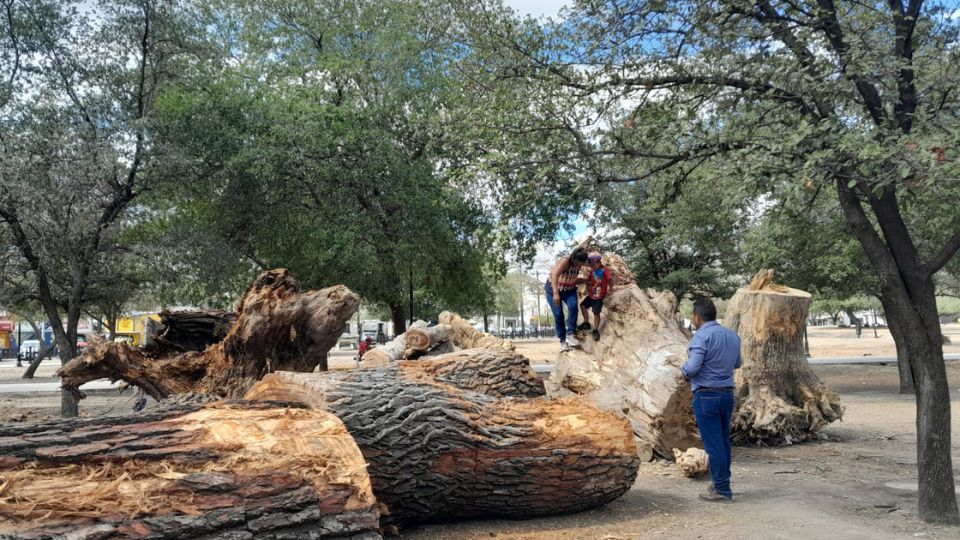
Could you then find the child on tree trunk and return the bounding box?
[577,253,611,341]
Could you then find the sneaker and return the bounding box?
[567,335,581,347]
[592,329,600,341]
[576,322,592,331]
[560,341,571,351]
[698,491,733,503]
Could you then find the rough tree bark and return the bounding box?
[724,270,843,444]
[57,269,359,402]
[437,311,515,350]
[550,281,698,461]
[245,350,638,525]
[0,401,379,539]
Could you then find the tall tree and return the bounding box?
[457,0,960,523]
[0,0,187,416]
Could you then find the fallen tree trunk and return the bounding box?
[359,321,427,368]
[437,311,514,351]
[724,270,843,444]
[0,401,379,539]
[246,350,637,525]
[58,269,360,402]
[550,283,699,461]
[404,324,453,358]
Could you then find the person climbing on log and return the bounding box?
[680,297,741,503]
[577,252,611,341]
[545,248,589,350]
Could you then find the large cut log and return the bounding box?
[403,324,453,358]
[437,311,515,350]
[724,270,843,444]
[143,309,237,355]
[245,350,637,525]
[58,269,360,402]
[550,283,698,461]
[359,321,427,368]
[0,401,379,539]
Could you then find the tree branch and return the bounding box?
[922,230,960,277]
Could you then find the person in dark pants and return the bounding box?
[544,248,589,350]
[681,298,742,502]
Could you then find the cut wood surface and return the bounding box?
[550,283,699,460]
[246,350,637,525]
[0,401,379,539]
[359,320,427,368]
[438,311,514,351]
[673,447,710,478]
[725,269,843,444]
[58,269,360,402]
[404,324,453,357]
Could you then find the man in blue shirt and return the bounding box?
[681,298,741,502]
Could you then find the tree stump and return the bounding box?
[58,269,360,401]
[551,284,698,460]
[0,401,379,539]
[725,269,843,444]
[245,351,638,525]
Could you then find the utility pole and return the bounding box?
[535,270,541,336]
[519,267,525,339]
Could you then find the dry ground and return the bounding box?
[2,326,960,539]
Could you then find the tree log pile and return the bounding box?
[0,401,379,539]
[10,271,643,537]
[725,270,843,444]
[58,269,360,401]
[359,321,457,368]
[550,283,699,460]
[246,349,638,525]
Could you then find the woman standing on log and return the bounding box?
[545,248,589,350]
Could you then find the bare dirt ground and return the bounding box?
[2,325,960,538]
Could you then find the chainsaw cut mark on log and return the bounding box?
[245,352,638,525]
[58,269,360,402]
[551,282,699,461]
[0,401,379,539]
[726,269,843,445]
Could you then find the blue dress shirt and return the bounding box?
[682,320,742,391]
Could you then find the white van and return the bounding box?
[20,339,41,355]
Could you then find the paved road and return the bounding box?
[0,379,120,394]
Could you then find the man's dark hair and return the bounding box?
[693,298,717,322]
[571,249,589,264]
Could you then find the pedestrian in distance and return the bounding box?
[576,252,611,341]
[545,248,589,351]
[680,297,742,503]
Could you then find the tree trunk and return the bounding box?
[0,401,379,539]
[549,282,699,461]
[57,269,360,402]
[438,311,515,350]
[20,348,50,379]
[883,298,916,394]
[724,270,843,444]
[245,350,638,526]
[403,324,453,358]
[389,303,406,335]
[359,320,427,368]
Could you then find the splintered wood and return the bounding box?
[0,402,378,539]
[551,283,699,460]
[725,269,843,444]
[673,447,710,478]
[246,350,638,525]
[58,269,360,401]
